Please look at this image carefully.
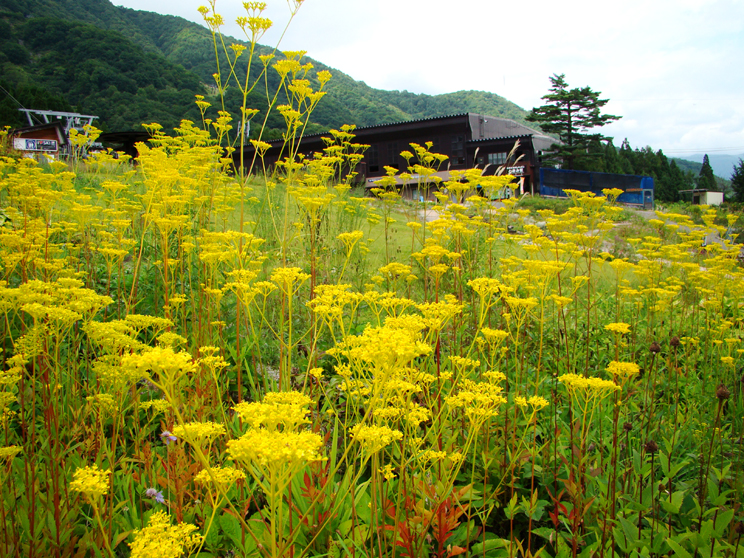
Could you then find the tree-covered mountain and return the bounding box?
[0,0,530,135]
[577,139,732,202]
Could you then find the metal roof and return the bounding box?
[248,113,551,149]
[467,134,534,143]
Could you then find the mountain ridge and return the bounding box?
[0,0,530,134]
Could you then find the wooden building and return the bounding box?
[10,122,67,161]
[238,113,555,195]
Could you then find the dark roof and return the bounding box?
[242,113,560,156]
[251,113,473,146]
[468,134,534,143]
[99,131,151,143]
[353,112,470,132]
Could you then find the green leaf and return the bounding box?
[659,490,685,515]
[712,509,734,539]
[503,493,519,520]
[666,537,693,558]
[469,536,509,556]
[218,513,243,550]
[617,516,639,549]
[204,514,220,548]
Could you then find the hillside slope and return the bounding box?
[0,0,530,133]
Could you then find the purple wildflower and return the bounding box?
[145,487,165,504]
[160,430,177,445]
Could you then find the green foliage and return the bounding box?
[0,79,73,128]
[1,0,532,136]
[697,154,717,191]
[731,158,744,202]
[526,74,620,170]
[574,138,697,203]
[0,15,204,131]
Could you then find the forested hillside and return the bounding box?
[577,139,732,202]
[0,0,529,135]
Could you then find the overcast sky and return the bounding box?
[114,0,744,160]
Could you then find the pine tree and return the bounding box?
[697,154,717,191]
[603,140,623,174]
[526,74,621,170]
[731,159,744,202]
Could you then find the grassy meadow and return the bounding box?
[1,3,744,557]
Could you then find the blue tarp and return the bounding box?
[539,168,654,207]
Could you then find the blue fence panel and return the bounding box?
[539,168,654,207]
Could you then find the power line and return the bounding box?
[0,84,44,125]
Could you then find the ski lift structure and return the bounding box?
[16,109,100,158]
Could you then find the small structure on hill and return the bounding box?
[678,189,723,206]
[10,122,67,161]
[13,109,99,159]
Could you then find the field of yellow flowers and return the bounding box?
[1,3,744,558]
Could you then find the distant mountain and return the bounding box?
[672,154,743,181]
[0,0,530,135]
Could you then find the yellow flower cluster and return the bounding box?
[233,390,312,430]
[227,429,323,468]
[270,266,310,294]
[70,464,110,502]
[86,393,118,415]
[234,400,309,430]
[480,328,509,343]
[350,424,403,453]
[121,347,196,385]
[514,395,550,411]
[606,361,640,378]
[378,464,396,481]
[194,466,246,487]
[445,379,507,420]
[605,322,631,335]
[559,374,619,396]
[0,446,22,460]
[172,422,226,444]
[140,399,171,414]
[332,324,431,373]
[129,510,203,558]
[483,370,507,383]
[449,356,481,370]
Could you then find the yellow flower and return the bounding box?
[194,466,246,487]
[172,422,226,445]
[721,356,735,368]
[70,465,110,503]
[606,361,640,378]
[419,450,448,462]
[140,400,171,414]
[559,374,619,396]
[378,464,396,481]
[233,390,312,430]
[86,393,118,415]
[0,446,22,460]
[227,429,323,468]
[129,510,203,558]
[350,424,403,453]
[605,322,631,335]
[483,370,506,383]
[528,396,549,410]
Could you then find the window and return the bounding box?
[487,152,508,166]
[368,144,379,173]
[451,135,464,164]
[387,141,399,169]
